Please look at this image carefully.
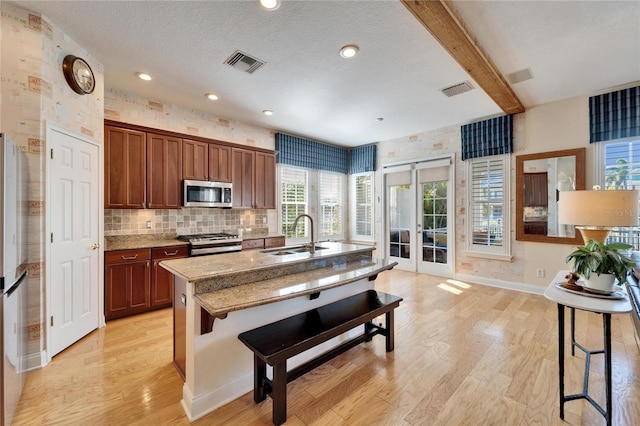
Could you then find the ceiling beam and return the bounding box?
[401,0,525,115]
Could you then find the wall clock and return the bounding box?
[62,55,95,95]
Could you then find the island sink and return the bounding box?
[261,244,328,255]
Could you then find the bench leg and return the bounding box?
[272,360,287,425]
[364,320,374,342]
[385,310,395,352]
[254,355,267,403]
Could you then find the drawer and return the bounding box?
[152,245,189,260]
[264,236,285,249]
[242,239,264,250]
[106,248,151,264]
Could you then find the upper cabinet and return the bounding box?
[147,133,182,209]
[232,148,255,208]
[208,143,232,182]
[105,125,146,208]
[105,120,276,210]
[105,125,182,209]
[232,149,276,209]
[254,152,276,209]
[183,139,232,182]
[182,139,208,181]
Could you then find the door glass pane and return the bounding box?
[389,185,411,259]
[422,181,447,264]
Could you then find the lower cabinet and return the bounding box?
[151,246,189,307]
[173,275,187,380]
[241,236,285,250]
[105,245,188,320]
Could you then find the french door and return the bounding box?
[385,157,453,277]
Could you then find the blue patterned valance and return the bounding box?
[275,133,349,174]
[461,115,513,161]
[589,85,640,143]
[349,144,376,174]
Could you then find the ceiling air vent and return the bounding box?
[441,81,474,97]
[507,68,534,85]
[224,50,265,74]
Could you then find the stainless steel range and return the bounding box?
[178,233,242,257]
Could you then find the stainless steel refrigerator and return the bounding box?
[0,134,28,426]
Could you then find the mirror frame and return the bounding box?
[515,147,586,244]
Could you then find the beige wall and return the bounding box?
[376,95,596,290]
[1,3,104,360]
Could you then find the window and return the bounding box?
[278,166,346,242]
[280,167,308,238]
[351,172,374,240]
[318,171,344,239]
[466,154,511,258]
[595,137,640,249]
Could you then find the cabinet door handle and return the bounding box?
[164,250,179,256]
[121,254,139,260]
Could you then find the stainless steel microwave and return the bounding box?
[183,180,233,208]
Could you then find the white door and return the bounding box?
[48,125,100,357]
[384,157,454,277]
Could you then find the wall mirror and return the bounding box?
[515,148,586,244]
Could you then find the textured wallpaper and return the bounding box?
[1,3,105,358]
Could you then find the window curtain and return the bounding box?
[460,115,513,161]
[589,85,640,143]
[349,144,376,174]
[275,132,348,174]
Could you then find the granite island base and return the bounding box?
[160,242,397,422]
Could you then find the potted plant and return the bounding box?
[565,239,636,292]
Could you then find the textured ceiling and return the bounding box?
[11,0,640,147]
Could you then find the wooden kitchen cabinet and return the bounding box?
[524,221,548,235]
[183,139,232,183]
[208,143,232,182]
[254,152,276,209]
[105,125,146,208]
[523,173,548,206]
[241,236,285,250]
[232,148,255,208]
[151,245,188,307]
[183,139,209,180]
[173,273,187,380]
[105,249,151,320]
[265,236,285,248]
[147,133,182,209]
[232,149,276,209]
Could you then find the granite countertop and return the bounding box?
[160,242,373,286]
[161,241,393,316]
[104,234,185,251]
[194,257,396,316]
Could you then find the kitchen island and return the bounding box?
[160,242,396,422]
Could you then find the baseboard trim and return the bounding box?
[23,350,47,372]
[455,273,545,295]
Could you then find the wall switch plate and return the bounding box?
[536,268,545,278]
[146,220,152,229]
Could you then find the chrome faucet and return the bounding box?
[292,214,315,253]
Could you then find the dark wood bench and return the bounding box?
[238,289,403,425]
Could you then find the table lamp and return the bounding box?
[558,189,640,244]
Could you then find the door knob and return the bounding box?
[92,243,100,250]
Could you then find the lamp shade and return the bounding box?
[558,190,640,226]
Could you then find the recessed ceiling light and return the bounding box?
[136,72,152,81]
[340,45,359,59]
[206,93,219,101]
[262,110,274,116]
[259,0,280,10]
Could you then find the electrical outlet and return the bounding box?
[536,268,545,278]
[146,220,152,229]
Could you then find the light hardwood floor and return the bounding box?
[13,270,640,425]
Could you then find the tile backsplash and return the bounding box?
[105,208,272,236]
